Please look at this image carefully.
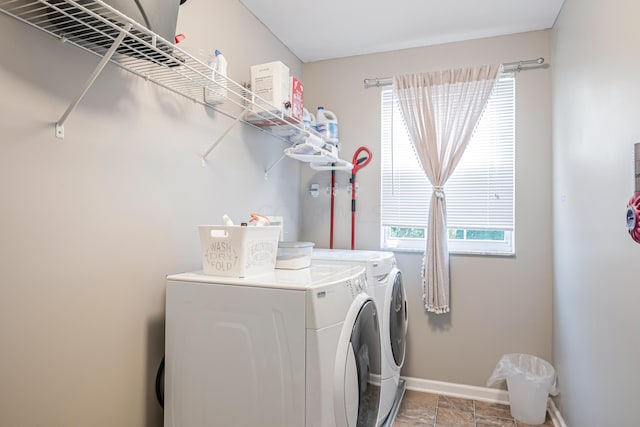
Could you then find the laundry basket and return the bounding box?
[198,225,280,277]
[487,354,558,425]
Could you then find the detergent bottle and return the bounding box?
[204,49,227,105]
[302,108,312,129]
[316,106,338,145]
[309,113,316,130]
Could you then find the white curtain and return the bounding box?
[392,64,502,314]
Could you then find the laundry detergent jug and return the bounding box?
[316,106,338,145]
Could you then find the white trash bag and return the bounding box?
[487,354,559,425]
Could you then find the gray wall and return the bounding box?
[301,31,553,386]
[552,0,640,425]
[0,1,301,426]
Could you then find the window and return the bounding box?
[380,74,515,255]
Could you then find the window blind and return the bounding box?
[380,74,515,231]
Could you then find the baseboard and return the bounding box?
[402,376,510,405]
[401,376,566,427]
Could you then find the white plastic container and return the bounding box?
[302,108,312,129]
[309,111,317,130]
[251,61,290,113]
[198,225,280,277]
[275,241,314,270]
[316,106,338,145]
[204,50,227,105]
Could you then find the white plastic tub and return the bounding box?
[198,225,280,277]
[275,241,314,270]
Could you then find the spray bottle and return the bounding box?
[249,213,270,226]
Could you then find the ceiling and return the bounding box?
[239,0,565,63]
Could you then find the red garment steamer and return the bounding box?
[350,147,372,250]
[330,164,336,249]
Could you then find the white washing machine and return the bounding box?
[311,249,408,427]
[164,264,382,427]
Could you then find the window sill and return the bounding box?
[381,247,516,257]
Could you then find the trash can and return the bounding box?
[486,354,558,425]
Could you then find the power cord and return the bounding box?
[155,356,165,409]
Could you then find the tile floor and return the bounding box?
[393,390,554,427]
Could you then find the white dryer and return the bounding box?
[164,264,382,427]
[311,249,408,427]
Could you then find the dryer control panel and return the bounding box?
[305,270,368,329]
[345,275,367,298]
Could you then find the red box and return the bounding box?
[290,76,304,121]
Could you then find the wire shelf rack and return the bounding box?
[0,0,352,170]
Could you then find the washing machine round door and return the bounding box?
[334,294,381,427]
[388,270,407,368]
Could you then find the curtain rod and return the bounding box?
[363,57,548,88]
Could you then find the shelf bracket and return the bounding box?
[201,107,249,165]
[309,159,354,171]
[55,23,132,139]
[264,153,287,180]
